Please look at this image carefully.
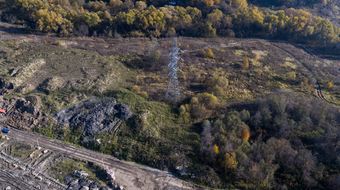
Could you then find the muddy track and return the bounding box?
[268,42,333,103]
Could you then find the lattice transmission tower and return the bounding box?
[166,38,180,102]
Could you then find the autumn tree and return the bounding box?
[213,144,220,154]
[242,56,249,70]
[241,127,250,142]
[224,152,238,170]
[326,81,334,90]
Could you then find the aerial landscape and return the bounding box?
[0,0,339,190]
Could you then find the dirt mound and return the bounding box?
[10,58,46,87]
[56,98,132,136]
[2,95,43,129]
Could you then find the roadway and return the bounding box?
[6,127,197,190]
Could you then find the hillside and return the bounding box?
[0,23,339,188]
[0,0,339,189]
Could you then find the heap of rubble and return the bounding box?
[0,78,43,129]
[65,170,124,190]
[56,98,132,136]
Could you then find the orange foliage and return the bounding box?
[241,128,250,142]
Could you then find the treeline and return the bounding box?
[2,0,339,45]
[198,93,340,189]
[249,0,321,7]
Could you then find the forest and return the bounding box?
[196,93,340,189]
[1,0,339,47]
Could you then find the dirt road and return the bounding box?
[7,127,197,190]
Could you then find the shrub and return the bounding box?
[224,152,238,170]
[198,92,219,109]
[242,56,250,70]
[179,104,191,124]
[286,71,297,81]
[205,74,229,96]
[326,81,334,90]
[201,48,215,59]
[131,85,148,98]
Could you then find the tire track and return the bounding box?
[269,42,332,103]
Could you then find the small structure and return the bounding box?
[73,170,89,178]
[0,108,5,114]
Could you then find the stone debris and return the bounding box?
[56,98,132,136]
[0,93,43,129]
[65,169,124,190]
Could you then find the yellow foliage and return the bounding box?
[179,104,191,123]
[326,81,334,90]
[198,92,219,109]
[286,71,297,81]
[35,8,72,34]
[81,11,101,27]
[242,56,249,70]
[203,0,221,7]
[224,152,238,170]
[213,144,220,154]
[249,7,265,25]
[202,48,215,59]
[207,9,223,25]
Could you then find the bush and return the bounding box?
[326,81,334,90]
[242,56,250,70]
[205,73,229,96]
[131,85,148,98]
[201,48,215,59]
[286,71,297,81]
[197,92,219,109]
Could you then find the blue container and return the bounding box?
[2,127,9,134]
